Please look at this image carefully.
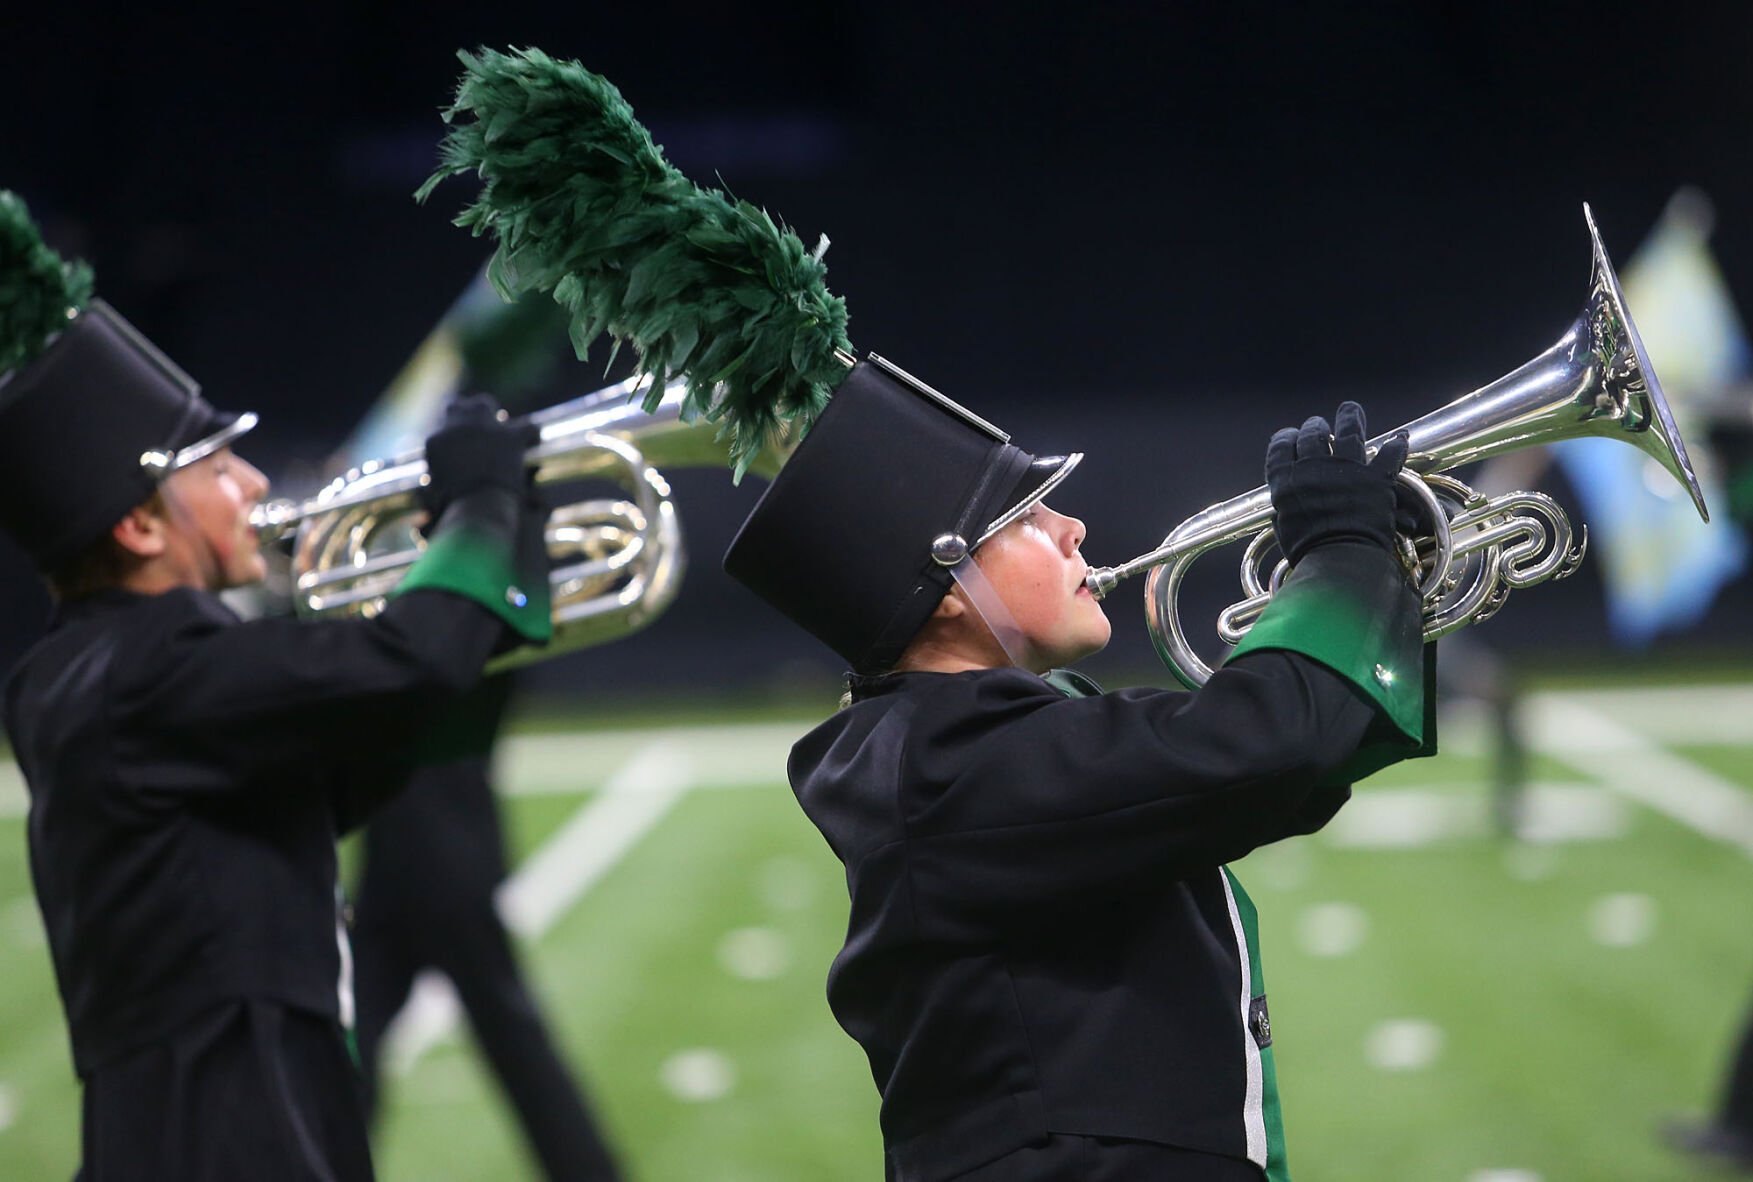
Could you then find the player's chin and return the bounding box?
[1065,612,1112,662]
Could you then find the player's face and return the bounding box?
[972,501,1111,671]
[157,448,271,591]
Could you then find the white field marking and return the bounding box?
[0,718,814,820]
[1430,698,1496,759]
[1425,684,1753,765]
[1526,694,1753,858]
[1549,683,1753,746]
[717,927,791,981]
[659,1048,736,1102]
[1242,839,1313,892]
[1364,1018,1444,1071]
[399,1053,484,1106]
[756,855,819,913]
[1297,902,1369,958]
[1586,892,1658,948]
[382,742,695,1077]
[0,765,23,820]
[0,1081,15,1132]
[3,685,1750,820]
[1501,842,1561,882]
[494,721,811,796]
[3,898,44,950]
[1325,788,1485,848]
[1322,783,1626,850]
[1514,784,1631,845]
[1468,1171,1543,1182]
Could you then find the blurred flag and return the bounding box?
[237,268,570,620]
[1551,189,1749,646]
[335,266,570,469]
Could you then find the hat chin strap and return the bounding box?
[948,556,1034,670]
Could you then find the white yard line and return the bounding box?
[1547,683,1753,746]
[496,720,810,796]
[1524,692,1753,859]
[382,742,697,1074]
[1322,782,1628,849]
[498,743,697,936]
[0,719,816,819]
[0,766,22,821]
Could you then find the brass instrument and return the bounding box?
[252,378,780,671]
[1085,205,1710,688]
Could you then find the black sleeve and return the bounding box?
[111,586,507,789]
[330,673,516,834]
[329,743,420,838]
[896,652,1380,933]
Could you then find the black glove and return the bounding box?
[1392,477,1426,539]
[1265,401,1409,566]
[421,392,537,522]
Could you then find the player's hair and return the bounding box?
[45,491,166,601]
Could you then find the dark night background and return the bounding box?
[3,1,1750,701]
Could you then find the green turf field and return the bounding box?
[1,677,1751,1180]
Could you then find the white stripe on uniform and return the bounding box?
[1218,868,1266,1167]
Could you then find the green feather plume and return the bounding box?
[417,47,854,480]
[0,191,93,377]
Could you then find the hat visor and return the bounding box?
[143,411,259,480]
[975,452,1083,547]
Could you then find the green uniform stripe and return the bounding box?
[1051,670,1295,1176]
[1224,867,1291,1182]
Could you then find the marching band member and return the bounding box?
[345,285,621,1180]
[723,366,1435,1181]
[0,191,550,1181]
[413,47,1438,1180]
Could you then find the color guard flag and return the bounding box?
[1552,190,1748,645]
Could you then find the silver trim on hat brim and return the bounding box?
[139,412,260,481]
[975,451,1084,547]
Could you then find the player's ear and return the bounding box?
[930,587,969,621]
[111,502,169,558]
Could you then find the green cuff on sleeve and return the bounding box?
[1225,543,1426,747]
[392,523,552,644]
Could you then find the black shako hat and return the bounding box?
[724,355,1082,673]
[0,299,256,569]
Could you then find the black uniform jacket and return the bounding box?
[788,545,1429,1181]
[4,584,504,1076]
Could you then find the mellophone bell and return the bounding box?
[1085,204,1710,687]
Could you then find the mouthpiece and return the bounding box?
[251,498,303,543]
[1085,567,1121,601]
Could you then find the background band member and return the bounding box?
[723,364,1434,1181]
[332,278,622,1179]
[0,190,550,1181]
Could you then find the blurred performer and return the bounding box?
[1667,1015,1753,1170]
[343,281,622,1179]
[725,379,1436,1182]
[1663,403,1753,1173]
[1446,449,1546,835]
[350,676,621,1180]
[0,191,550,1181]
[1708,396,1753,534]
